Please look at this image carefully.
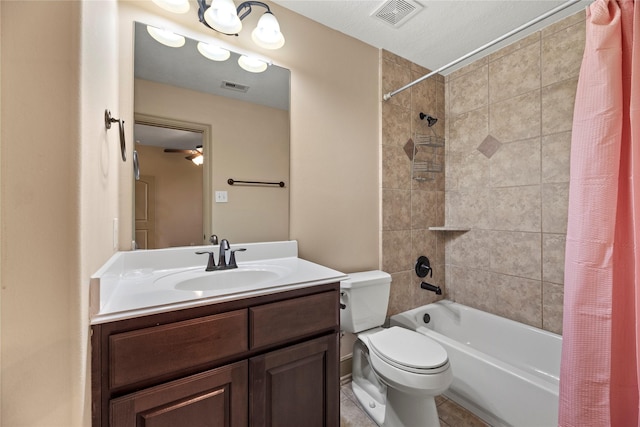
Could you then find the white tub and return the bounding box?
[390,300,561,427]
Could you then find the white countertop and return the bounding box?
[90,241,347,324]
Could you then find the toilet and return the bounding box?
[340,271,452,427]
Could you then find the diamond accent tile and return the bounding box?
[477,134,502,158]
[404,138,415,160]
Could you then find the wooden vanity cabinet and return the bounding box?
[91,283,340,427]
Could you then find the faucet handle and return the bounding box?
[196,251,216,271]
[228,248,246,268]
[415,256,432,278]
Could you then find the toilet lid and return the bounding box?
[368,327,448,372]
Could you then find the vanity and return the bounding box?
[90,241,346,427]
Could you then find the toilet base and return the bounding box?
[352,380,385,426]
[351,380,441,427]
[384,386,440,427]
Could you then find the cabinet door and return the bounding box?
[250,334,339,427]
[110,360,248,427]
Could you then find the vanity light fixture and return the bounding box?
[146,25,186,48]
[197,41,231,61]
[151,0,190,14]
[237,55,269,73]
[197,0,285,50]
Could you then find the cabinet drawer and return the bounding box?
[110,309,248,390]
[250,291,338,349]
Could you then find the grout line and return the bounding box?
[539,35,545,328]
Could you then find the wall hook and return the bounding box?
[105,109,126,162]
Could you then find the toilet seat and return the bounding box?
[368,327,449,374]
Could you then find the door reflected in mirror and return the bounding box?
[134,124,204,249]
[133,22,290,249]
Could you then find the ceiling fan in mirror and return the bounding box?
[164,145,204,165]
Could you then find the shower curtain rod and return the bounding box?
[383,0,585,101]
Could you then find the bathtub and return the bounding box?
[390,300,562,427]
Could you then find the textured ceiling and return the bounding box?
[272,0,591,74]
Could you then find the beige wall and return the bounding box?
[0,0,3,417]
[135,78,289,244]
[380,51,447,317]
[1,1,120,426]
[1,2,80,425]
[444,12,585,333]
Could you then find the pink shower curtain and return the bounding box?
[559,0,640,426]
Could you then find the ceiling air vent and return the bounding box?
[371,0,422,28]
[221,81,249,93]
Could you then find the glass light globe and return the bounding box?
[251,12,285,50]
[146,26,185,48]
[204,0,242,34]
[238,55,268,73]
[197,42,231,61]
[151,0,190,14]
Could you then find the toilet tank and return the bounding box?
[340,270,391,333]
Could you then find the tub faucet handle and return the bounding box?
[415,256,433,278]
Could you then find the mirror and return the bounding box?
[133,22,290,249]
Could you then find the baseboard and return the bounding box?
[340,373,352,386]
[340,354,352,381]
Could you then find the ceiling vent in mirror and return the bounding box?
[371,0,422,28]
[221,81,250,93]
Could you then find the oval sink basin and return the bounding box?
[154,264,293,294]
[175,269,281,291]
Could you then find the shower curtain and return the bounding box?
[559,0,640,426]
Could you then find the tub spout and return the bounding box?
[421,282,442,295]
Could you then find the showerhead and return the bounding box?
[419,112,438,127]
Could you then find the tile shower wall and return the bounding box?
[444,12,585,334]
[381,50,446,316]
